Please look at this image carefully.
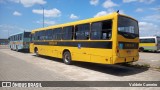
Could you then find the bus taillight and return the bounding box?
[117,46,119,53]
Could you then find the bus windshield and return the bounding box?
[118,16,139,39]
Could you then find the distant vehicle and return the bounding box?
[30,12,139,65]
[0,39,9,45]
[9,32,31,51]
[139,36,160,52]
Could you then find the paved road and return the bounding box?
[137,52,160,68]
[0,49,160,90]
[0,49,97,90]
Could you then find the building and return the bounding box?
[0,39,9,45]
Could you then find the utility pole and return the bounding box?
[40,5,47,28]
[42,7,44,27]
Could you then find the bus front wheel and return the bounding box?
[35,48,39,57]
[63,51,72,65]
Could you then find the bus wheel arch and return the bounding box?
[62,49,72,65]
[16,45,19,52]
[139,47,144,52]
[34,47,39,57]
[10,45,13,50]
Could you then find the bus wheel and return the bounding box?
[63,51,72,65]
[16,46,19,52]
[153,50,157,53]
[139,47,144,52]
[35,49,39,57]
[10,46,13,50]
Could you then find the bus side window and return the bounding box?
[91,22,101,40]
[75,23,90,40]
[38,31,46,40]
[54,28,62,40]
[15,35,17,41]
[41,30,46,40]
[46,29,53,40]
[39,31,42,40]
[91,20,112,40]
[62,26,74,40]
[35,31,40,40]
[101,20,112,40]
[20,34,22,40]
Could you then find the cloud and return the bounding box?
[94,11,108,17]
[119,10,125,14]
[10,0,46,7]
[142,14,160,22]
[135,8,143,12]
[139,0,155,4]
[36,20,56,26]
[123,0,155,4]
[0,0,6,4]
[90,0,99,6]
[139,22,160,36]
[123,0,137,3]
[0,24,29,38]
[32,8,61,18]
[70,14,79,19]
[13,11,22,16]
[94,9,124,17]
[102,0,118,8]
[150,6,160,11]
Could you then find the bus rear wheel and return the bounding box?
[139,47,144,52]
[10,46,13,50]
[63,51,72,65]
[16,46,19,52]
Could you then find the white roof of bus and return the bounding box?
[9,31,30,37]
[140,36,159,39]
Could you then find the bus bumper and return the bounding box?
[113,56,139,64]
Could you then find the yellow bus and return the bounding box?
[139,36,160,52]
[30,12,139,65]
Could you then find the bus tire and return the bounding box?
[16,46,19,52]
[139,47,144,52]
[63,51,72,65]
[10,46,13,50]
[35,48,39,57]
[153,50,157,53]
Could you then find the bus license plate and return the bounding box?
[127,50,131,54]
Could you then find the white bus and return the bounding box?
[139,36,160,52]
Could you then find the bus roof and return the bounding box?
[32,12,137,33]
[140,36,160,39]
[9,31,31,37]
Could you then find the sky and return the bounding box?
[0,0,160,38]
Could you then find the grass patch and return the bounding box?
[155,67,160,71]
[122,63,150,68]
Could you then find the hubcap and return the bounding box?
[36,51,38,55]
[64,54,69,63]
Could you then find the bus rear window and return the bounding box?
[118,16,139,39]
